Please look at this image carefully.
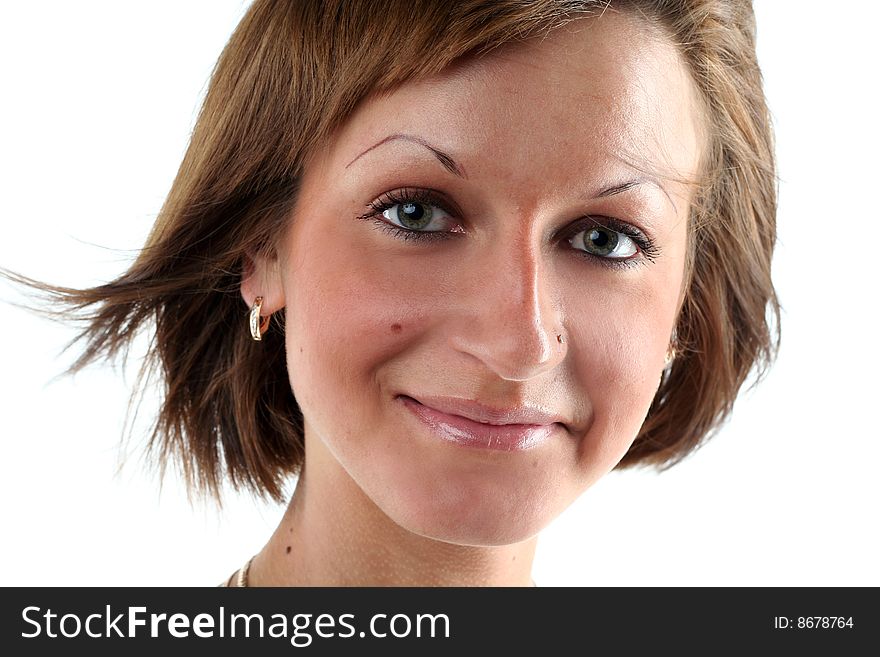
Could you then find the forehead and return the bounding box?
[323,10,703,195]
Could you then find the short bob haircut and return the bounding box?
[9,0,779,502]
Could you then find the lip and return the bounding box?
[398,395,563,452]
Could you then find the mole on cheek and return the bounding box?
[390,323,402,334]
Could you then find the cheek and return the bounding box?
[280,222,420,448]
[564,270,682,471]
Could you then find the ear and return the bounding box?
[240,249,285,314]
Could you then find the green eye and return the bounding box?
[569,225,637,259]
[585,228,618,256]
[367,188,459,238]
[392,202,433,230]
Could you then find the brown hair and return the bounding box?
[3,0,779,502]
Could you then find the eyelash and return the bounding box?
[563,217,660,269]
[357,188,459,243]
[357,187,660,269]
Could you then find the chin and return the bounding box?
[373,470,562,547]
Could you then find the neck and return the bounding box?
[248,434,537,587]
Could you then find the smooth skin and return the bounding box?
[241,10,704,586]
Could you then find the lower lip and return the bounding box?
[399,396,557,452]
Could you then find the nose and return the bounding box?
[448,230,567,382]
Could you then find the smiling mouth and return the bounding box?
[397,395,560,452]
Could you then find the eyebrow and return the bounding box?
[596,178,678,213]
[345,133,467,178]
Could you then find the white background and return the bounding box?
[1,1,877,586]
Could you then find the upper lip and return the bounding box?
[404,394,567,427]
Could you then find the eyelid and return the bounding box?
[557,215,646,243]
[360,187,462,224]
[559,216,660,264]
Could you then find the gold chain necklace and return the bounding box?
[231,555,255,587]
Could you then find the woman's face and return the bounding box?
[249,11,703,545]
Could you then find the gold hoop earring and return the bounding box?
[250,296,271,341]
[664,346,677,366]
